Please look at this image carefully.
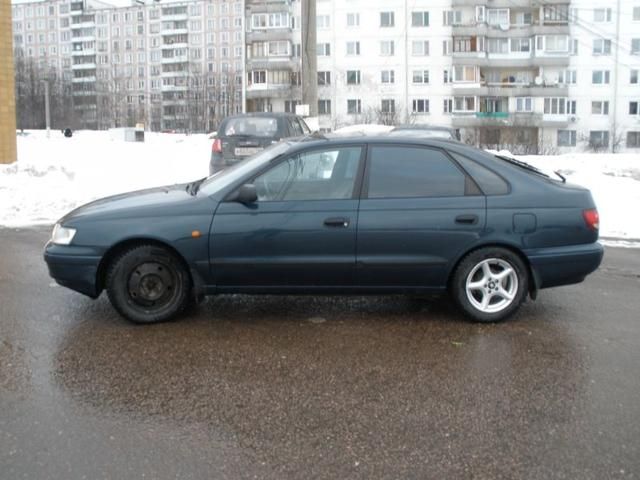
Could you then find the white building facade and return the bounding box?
[11,0,640,152]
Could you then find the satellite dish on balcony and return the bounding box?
[534,76,543,85]
[499,23,509,31]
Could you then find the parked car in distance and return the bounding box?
[390,125,461,141]
[45,135,603,325]
[210,113,311,175]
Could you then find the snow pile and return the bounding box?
[1,130,638,246]
[1,130,210,226]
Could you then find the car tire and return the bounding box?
[106,245,191,324]
[451,247,528,322]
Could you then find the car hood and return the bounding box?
[59,183,209,224]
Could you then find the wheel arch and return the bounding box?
[447,242,539,298]
[96,237,195,296]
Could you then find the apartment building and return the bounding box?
[11,0,640,152]
[11,0,244,131]
[244,0,302,113]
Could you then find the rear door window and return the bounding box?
[366,146,466,199]
[288,118,304,137]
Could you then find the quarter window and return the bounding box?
[367,147,466,199]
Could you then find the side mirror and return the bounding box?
[234,183,257,204]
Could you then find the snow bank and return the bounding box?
[1,130,210,227]
[1,131,638,246]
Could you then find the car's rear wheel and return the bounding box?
[451,247,528,322]
[106,245,191,324]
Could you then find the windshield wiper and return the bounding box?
[186,177,206,195]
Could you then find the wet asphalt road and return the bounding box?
[0,227,639,480]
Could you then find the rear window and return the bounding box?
[223,117,279,137]
[367,146,466,199]
[449,152,509,195]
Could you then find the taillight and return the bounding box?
[583,209,599,230]
[212,138,222,153]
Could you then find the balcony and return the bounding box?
[161,55,189,64]
[160,84,188,92]
[452,53,569,68]
[161,70,189,78]
[246,29,293,43]
[246,57,298,70]
[452,0,532,6]
[452,82,568,97]
[161,13,188,21]
[71,63,97,70]
[160,28,188,36]
[161,42,188,50]
[246,84,300,100]
[72,76,97,83]
[452,112,545,127]
[71,48,96,56]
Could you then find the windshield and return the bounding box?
[199,142,293,194]
[223,117,279,137]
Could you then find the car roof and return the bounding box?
[392,125,455,131]
[292,133,470,151]
[222,112,302,121]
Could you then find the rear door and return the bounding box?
[355,144,486,289]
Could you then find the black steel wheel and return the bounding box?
[106,245,191,324]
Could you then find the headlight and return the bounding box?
[51,224,77,245]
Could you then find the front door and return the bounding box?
[210,144,364,290]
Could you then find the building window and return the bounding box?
[347,99,362,114]
[454,97,476,112]
[317,71,331,86]
[515,97,533,112]
[558,70,577,84]
[591,101,610,115]
[381,70,395,84]
[593,8,612,22]
[411,11,429,27]
[453,66,476,83]
[632,39,640,54]
[381,99,395,113]
[557,130,577,147]
[318,99,331,115]
[630,101,639,115]
[634,7,640,21]
[380,40,395,56]
[347,13,360,27]
[412,40,429,56]
[544,97,570,114]
[511,38,531,52]
[487,8,509,26]
[249,70,266,85]
[317,15,330,29]
[380,11,394,27]
[346,41,360,56]
[593,39,612,55]
[443,98,453,113]
[592,70,610,84]
[443,10,462,26]
[268,41,290,56]
[444,70,450,83]
[285,100,300,113]
[412,70,429,84]
[346,70,361,85]
[412,99,429,114]
[590,131,609,148]
[317,43,331,56]
[543,5,568,23]
[627,131,640,147]
[632,70,639,84]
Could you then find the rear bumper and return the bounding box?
[525,242,604,289]
[44,242,102,298]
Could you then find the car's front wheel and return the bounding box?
[451,247,529,322]
[106,245,191,324]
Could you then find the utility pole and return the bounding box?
[43,80,51,138]
[0,0,17,164]
[301,0,318,116]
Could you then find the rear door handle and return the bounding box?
[324,217,350,228]
[455,214,478,225]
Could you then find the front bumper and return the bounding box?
[525,242,604,289]
[44,242,102,298]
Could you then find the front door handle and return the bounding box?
[455,214,478,225]
[324,217,350,228]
